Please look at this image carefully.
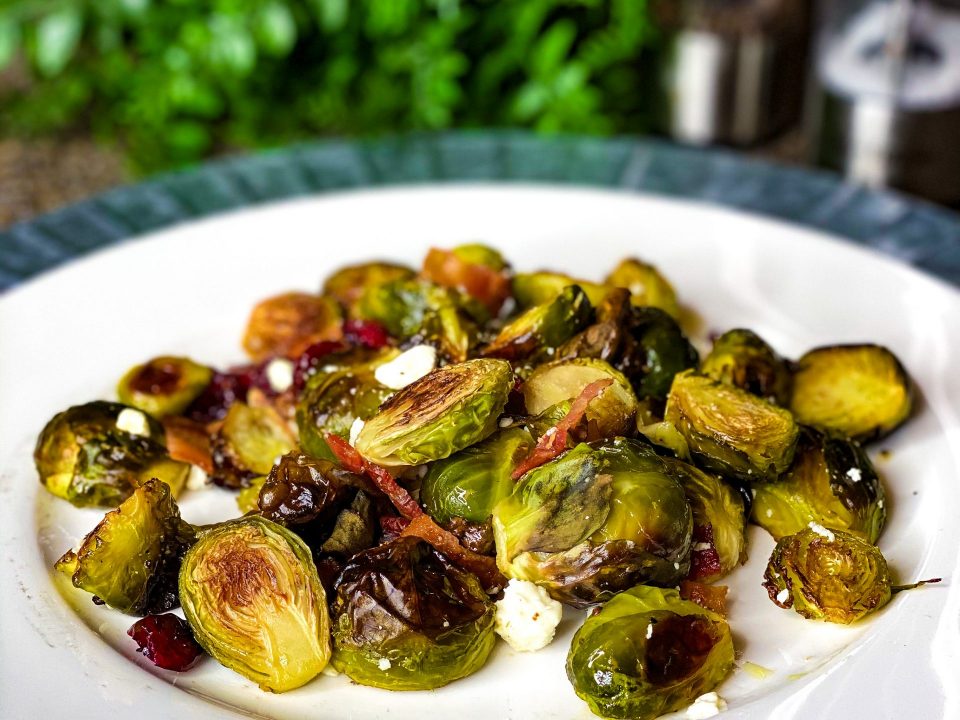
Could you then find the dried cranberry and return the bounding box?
[380,514,410,542]
[689,523,723,580]
[185,370,249,423]
[343,319,390,349]
[128,614,203,671]
[292,340,349,394]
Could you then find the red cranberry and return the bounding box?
[292,340,349,394]
[343,320,390,349]
[128,614,203,671]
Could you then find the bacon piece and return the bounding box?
[679,580,729,616]
[402,514,506,592]
[512,378,614,479]
[421,247,511,316]
[163,417,213,473]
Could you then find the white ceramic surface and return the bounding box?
[1,186,958,720]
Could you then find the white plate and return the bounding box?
[1,186,959,720]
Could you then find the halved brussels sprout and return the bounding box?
[322,261,416,317]
[523,359,638,440]
[482,285,592,362]
[753,428,886,543]
[512,272,611,308]
[35,401,188,507]
[663,457,746,582]
[117,356,213,418]
[56,479,196,614]
[790,344,913,442]
[492,438,692,607]
[566,585,734,720]
[295,347,399,461]
[422,244,511,316]
[242,292,343,362]
[665,371,799,483]
[210,401,296,488]
[605,257,680,318]
[355,359,513,467]
[331,536,495,690]
[421,427,535,525]
[179,516,331,691]
[700,329,792,406]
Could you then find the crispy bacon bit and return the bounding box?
[401,514,506,592]
[512,378,614,479]
[680,580,729,616]
[163,417,213,473]
[421,247,510,316]
[689,523,723,581]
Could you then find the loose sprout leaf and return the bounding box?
[482,285,592,361]
[701,329,792,406]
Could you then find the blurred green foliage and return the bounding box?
[0,0,657,172]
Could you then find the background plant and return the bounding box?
[0,0,658,173]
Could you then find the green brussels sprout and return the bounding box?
[322,261,416,316]
[358,279,478,362]
[492,438,692,607]
[663,457,747,582]
[117,356,213,418]
[512,272,611,308]
[179,516,331,691]
[753,428,887,543]
[523,359,638,440]
[236,475,267,514]
[665,371,799,483]
[790,344,913,442]
[482,285,592,362]
[35,401,189,507]
[331,536,495,690]
[701,329,792,406]
[449,243,507,271]
[421,426,535,525]
[210,401,296,488]
[55,478,196,614]
[638,420,691,460]
[295,347,399,461]
[605,257,680,318]
[566,585,734,720]
[355,358,513,467]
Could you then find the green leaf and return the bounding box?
[256,3,297,56]
[0,17,20,70]
[34,9,83,77]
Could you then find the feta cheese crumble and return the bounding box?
[776,588,791,604]
[116,408,150,437]
[494,579,563,652]
[377,658,392,671]
[374,345,437,390]
[349,417,365,446]
[686,692,727,719]
[808,522,836,541]
[186,464,208,491]
[265,358,295,393]
[693,543,712,552]
[846,467,862,483]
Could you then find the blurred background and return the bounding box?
[1,0,959,228]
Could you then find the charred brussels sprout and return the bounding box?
[179,516,331,691]
[322,261,416,317]
[492,438,692,607]
[701,329,792,406]
[56,479,196,614]
[627,307,700,401]
[257,452,361,527]
[605,258,680,318]
[665,371,799,483]
[421,427,535,525]
[210,401,296,488]
[753,428,886,543]
[35,401,188,507]
[523,359,638,440]
[355,359,513,467]
[763,526,897,623]
[117,356,213,418]
[482,285,592,362]
[566,585,734,720]
[512,272,611,308]
[242,292,343,362]
[330,536,495,690]
[790,344,913,442]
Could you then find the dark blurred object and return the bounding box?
[811,0,960,206]
[653,0,812,147]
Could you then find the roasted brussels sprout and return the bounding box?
[482,285,592,362]
[523,359,638,440]
[566,585,734,720]
[422,244,511,316]
[492,438,692,607]
[421,427,535,525]
[512,271,611,308]
[179,516,331,691]
[210,401,296,488]
[665,371,799,483]
[56,479,196,614]
[605,257,680,318]
[257,452,361,527]
[700,329,792,406]
[753,428,886,543]
[323,261,416,316]
[355,358,513,467]
[236,475,266,514]
[242,291,343,362]
[35,401,188,507]
[790,344,913,442]
[117,356,213,418]
[664,457,746,582]
[330,536,496,690]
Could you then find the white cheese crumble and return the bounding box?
[645,623,654,640]
[776,588,791,604]
[349,417,365,446]
[686,692,727,719]
[692,543,712,552]
[186,464,208,491]
[846,467,862,483]
[499,417,514,428]
[377,658,392,671]
[808,522,836,541]
[116,408,150,437]
[321,665,340,677]
[265,358,295,393]
[494,579,563,652]
[374,345,437,390]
